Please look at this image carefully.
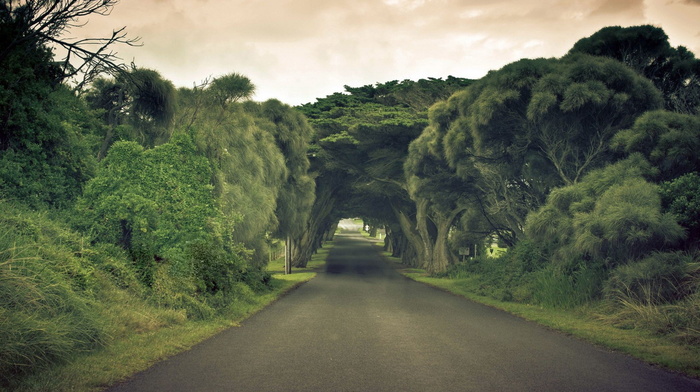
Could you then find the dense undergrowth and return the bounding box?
[435,245,700,354]
[0,200,289,390]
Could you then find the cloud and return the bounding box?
[67,0,699,105]
[590,0,645,16]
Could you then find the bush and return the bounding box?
[527,156,685,269]
[75,135,222,285]
[660,172,700,244]
[605,251,698,305]
[441,241,547,302]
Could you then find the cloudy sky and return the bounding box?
[78,0,700,106]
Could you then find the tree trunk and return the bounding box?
[414,198,435,271]
[432,217,456,273]
[413,197,466,274]
[293,182,336,268]
[393,204,424,268]
[97,89,125,161]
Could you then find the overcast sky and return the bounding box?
[78,0,700,106]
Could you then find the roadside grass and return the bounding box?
[8,251,329,392]
[266,243,333,274]
[380,250,700,379]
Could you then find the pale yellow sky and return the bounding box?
[76,0,700,105]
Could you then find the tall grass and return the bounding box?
[0,202,196,388]
[602,251,700,343]
[530,264,603,308]
[0,231,105,385]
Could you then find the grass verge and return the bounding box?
[266,243,333,274]
[9,251,329,392]
[377,248,700,379]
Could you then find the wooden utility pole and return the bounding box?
[284,236,292,275]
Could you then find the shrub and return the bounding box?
[527,156,685,270]
[605,251,698,305]
[75,134,222,285]
[660,172,700,244]
[441,241,547,302]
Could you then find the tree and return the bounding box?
[75,134,223,285]
[0,84,98,208]
[440,54,663,245]
[403,99,483,272]
[611,109,700,246]
[0,1,132,207]
[297,79,470,268]
[86,67,177,159]
[0,28,99,207]
[0,0,139,88]
[208,73,255,108]
[189,103,287,245]
[569,25,700,114]
[174,83,292,270]
[249,99,316,268]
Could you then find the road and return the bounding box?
[107,231,700,391]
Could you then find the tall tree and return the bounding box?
[86,67,177,159]
[439,54,663,246]
[569,25,700,114]
[405,111,475,272]
[248,99,316,267]
[208,73,255,108]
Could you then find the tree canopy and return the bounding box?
[570,25,700,114]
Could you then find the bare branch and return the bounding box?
[1,0,140,89]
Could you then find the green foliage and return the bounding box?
[569,25,700,114]
[75,134,222,285]
[254,99,316,239]
[660,172,700,242]
[527,155,684,268]
[530,264,605,308]
[441,240,547,302]
[86,67,178,156]
[188,102,286,244]
[602,250,700,344]
[208,73,256,107]
[126,68,178,128]
[0,197,281,388]
[612,110,700,181]
[299,77,473,117]
[0,47,99,208]
[605,251,698,305]
[435,54,663,250]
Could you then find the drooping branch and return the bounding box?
[0,0,141,88]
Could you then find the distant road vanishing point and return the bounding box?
[107,230,700,391]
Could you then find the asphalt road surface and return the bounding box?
[107,231,700,391]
